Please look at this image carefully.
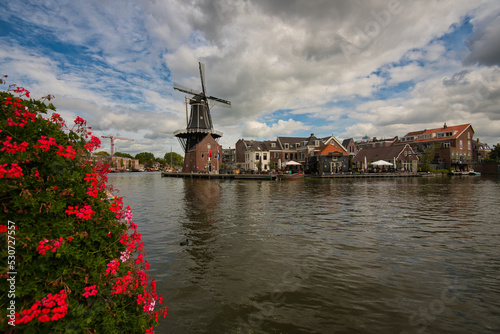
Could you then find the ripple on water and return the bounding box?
[108,174,500,334]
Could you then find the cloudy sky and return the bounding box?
[1,0,500,157]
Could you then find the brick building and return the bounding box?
[182,134,222,173]
[400,123,474,170]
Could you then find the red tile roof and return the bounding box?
[314,144,347,156]
[402,123,473,143]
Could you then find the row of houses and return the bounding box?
[92,155,144,172]
[221,123,491,174]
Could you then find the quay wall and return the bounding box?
[471,163,500,175]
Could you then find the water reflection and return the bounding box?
[108,174,500,334]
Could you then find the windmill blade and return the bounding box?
[208,95,232,107]
[199,62,207,97]
[173,82,202,96]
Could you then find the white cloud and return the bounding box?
[1,0,500,154]
[242,119,310,138]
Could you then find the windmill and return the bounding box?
[101,136,134,156]
[173,62,231,153]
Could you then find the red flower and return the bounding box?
[74,116,87,127]
[65,203,94,220]
[0,163,23,179]
[56,145,76,159]
[0,136,29,154]
[82,285,98,298]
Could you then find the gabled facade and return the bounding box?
[353,143,419,172]
[306,144,349,174]
[399,123,474,169]
[342,138,358,156]
[473,139,491,162]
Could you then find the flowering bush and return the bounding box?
[0,75,166,333]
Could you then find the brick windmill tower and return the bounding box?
[173,62,231,173]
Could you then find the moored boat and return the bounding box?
[278,173,304,180]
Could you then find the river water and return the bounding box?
[108,172,500,334]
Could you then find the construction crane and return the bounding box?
[101,136,134,156]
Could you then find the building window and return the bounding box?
[284,143,289,149]
[271,143,276,148]
[443,142,450,148]
[263,153,267,160]
[255,153,260,160]
[460,140,463,150]
[468,141,471,150]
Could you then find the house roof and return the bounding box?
[315,144,347,156]
[353,144,417,162]
[341,138,353,148]
[277,134,323,149]
[402,123,473,143]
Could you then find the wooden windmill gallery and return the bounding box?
[173,62,231,173]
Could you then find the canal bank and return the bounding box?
[161,171,426,180]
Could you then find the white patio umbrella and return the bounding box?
[372,160,393,166]
[285,160,301,166]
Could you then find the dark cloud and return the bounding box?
[464,12,500,66]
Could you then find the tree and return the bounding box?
[114,151,134,159]
[94,151,110,156]
[155,158,166,167]
[135,152,155,165]
[163,152,184,166]
[488,143,500,161]
[419,144,437,172]
[0,78,166,332]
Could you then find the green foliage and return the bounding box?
[488,143,500,161]
[418,144,436,172]
[94,151,110,156]
[114,152,134,159]
[0,80,166,333]
[134,152,155,166]
[163,152,184,166]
